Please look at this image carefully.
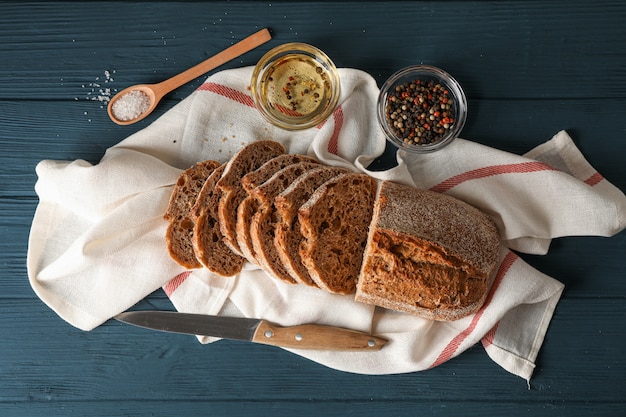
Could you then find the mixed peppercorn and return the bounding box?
[384,79,455,145]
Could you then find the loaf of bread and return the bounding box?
[249,161,321,283]
[164,140,502,322]
[236,154,319,262]
[216,141,285,255]
[298,173,378,294]
[190,164,245,276]
[273,166,349,286]
[163,160,221,269]
[355,180,501,321]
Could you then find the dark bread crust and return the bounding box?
[235,197,259,263]
[298,173,378,294]
[164,160,221,269]
[241,154,319,192]
[355,181,501,321]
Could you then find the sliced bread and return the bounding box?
[164,160,221,269]
[249,161,322,283]
[273,166,349,286]
[215,140,285,255]
[190,164,246,276]
[297,173,379,294]
[241,154,319,192]
[236,153,319,261]
[355,180,501,321]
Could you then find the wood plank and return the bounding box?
[1,1,626,99]
[0,198,35,294]
[0,299,624,403]
[1,400,625,417]
[0,100,173,198]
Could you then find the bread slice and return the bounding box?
[236,154,319,262]
[273,166,349,286]
[297,173,378,294]
[241,154,319,192]
[190,164,246,276]
[216,141,285,255]
[164,160,221,269]
[249,161,321,283]
[355,180,501,321]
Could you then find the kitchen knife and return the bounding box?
[115,311,387,351]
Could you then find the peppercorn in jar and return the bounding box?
[377,65,467,153]
[386,80,455,145]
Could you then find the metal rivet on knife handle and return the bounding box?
[252,320,387,351]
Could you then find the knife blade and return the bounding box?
[115,311,387,351]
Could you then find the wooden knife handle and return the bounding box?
[251,320,387,351]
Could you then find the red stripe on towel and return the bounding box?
[163,271,192,297]
[197,82,256,108]
[429,251,518,368]
[429,162,559,193]
[197,82,344,156]
[481,322,500,348]
[325,106,344,155]
[584,172,604,186]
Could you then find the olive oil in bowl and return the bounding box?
[252,43,340,130]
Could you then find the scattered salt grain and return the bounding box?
[111,90,151,121]
[82,70,117,108]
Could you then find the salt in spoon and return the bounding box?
[107,28,272,125]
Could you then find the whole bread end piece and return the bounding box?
[355,180,501,321]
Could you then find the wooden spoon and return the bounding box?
[107,28,272,125]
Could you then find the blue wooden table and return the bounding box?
[2,1,625,416]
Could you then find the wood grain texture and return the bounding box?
[1,1,625,416]
[3,401,626,417]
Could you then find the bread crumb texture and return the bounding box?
[274,166,349,286]
[164,160,221,269]
[191,164,245,276]
[216,140,286,253]
[298,173,378,294]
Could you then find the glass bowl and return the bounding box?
[251,42,341,130]
[377,65,467,153]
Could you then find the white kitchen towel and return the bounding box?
[27,67,626,382]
